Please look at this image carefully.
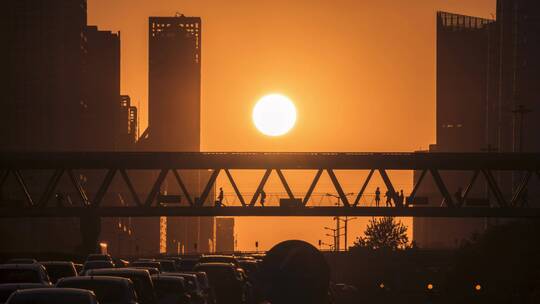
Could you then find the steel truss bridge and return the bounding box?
[1,152,540,218]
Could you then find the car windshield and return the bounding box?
[0,269,40,284]
[42,264,75,283]
[158,261,175,272]
[195,266,237,288]
[57,280,127,303]
[92,272,154,304]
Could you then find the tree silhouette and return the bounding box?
[353,217,409,250]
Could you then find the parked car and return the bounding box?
[57,276,138,304]
[151,275,190,304]
[86,254,113,262]
[0,283,49,304]
[163,273,206,304]
[182,272,213,304]
[113,258,130,268]
[4,260,36,265]
[193,263,246,304]
[0,264,51,285]
[40,261,77,283]
[156,260,176,273]
[160,258,182,271]
[81,260,115,275]
[5,288,98,304]
[131,261,162,273]
[86,268,156,304]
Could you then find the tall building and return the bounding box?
[133,15,214,255]
[83,26,122,151]
[0,1,141,255]
[1,0,87,151]
[414,3,540,248]
[216,218,235,253]
[144,14,201,151]
[413,12,494,249]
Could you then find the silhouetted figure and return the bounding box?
[384,189,393,207]
[260,189,267,207]
[215,187,224,207]
[375,187,381,207]
[396,189,405,207]
[454,187,463,207]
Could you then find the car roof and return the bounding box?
[195,262,235,268]
[84,261,113,265]
[40,261,74,265]
[167,273,196,278]
[12,288,94,296]
[0,283,47,290]
[151,275,184,282]
[87,268,149,275]
[57,276,131,284]
[0,264,44,270]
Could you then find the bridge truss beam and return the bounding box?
[0,152,540,218]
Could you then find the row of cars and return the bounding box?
[0,253,263,304]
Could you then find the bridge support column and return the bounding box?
[79,214,101,255]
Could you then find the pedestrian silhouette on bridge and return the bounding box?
[384,189,393,207]
[215,187,224,207]
[375,187,381,207]
[454,187,463,207]
[396,189,405,207]
[260,189,267,207]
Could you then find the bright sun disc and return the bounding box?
[252,94,297,136]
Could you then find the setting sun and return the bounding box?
[252,93,297,136]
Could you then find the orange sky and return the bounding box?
[88,0,495,251]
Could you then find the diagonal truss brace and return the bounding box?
[407,169,427,204]
[481,169,507,207]
[303,169,323,206]
[250,169,272,207]
[224,169,246,207]
[510,171,532,207]
[353,169,375,207]
[429,169,455,208]
[119,169,142,207]
[172,170,194,206]
[326,169,350,207]
[198,169,221,207]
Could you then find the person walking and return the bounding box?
[384,189,393,207]
[215,187,224,207]
[398,189,405,207]
[260,189,267,207]
[375,187,381,207]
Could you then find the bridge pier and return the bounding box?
[79,214,101,255]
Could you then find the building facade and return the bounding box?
[414,3,540,248]
[215,218,235,253]
[133,15,214,256]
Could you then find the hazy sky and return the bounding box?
[88,0,495,251]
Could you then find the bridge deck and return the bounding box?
[1,206,539,218]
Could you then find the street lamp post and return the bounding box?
[326,192,354,251]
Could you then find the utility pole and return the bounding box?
[326,193,354,251]
[341,217,358,251]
